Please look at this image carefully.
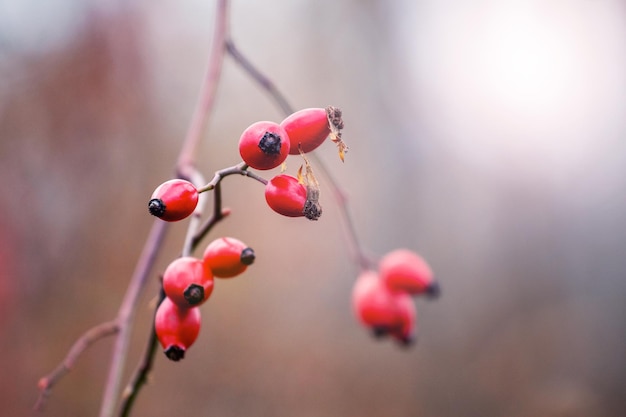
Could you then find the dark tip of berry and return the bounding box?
[371,326,389,339]
[164,345,186,361]
[240,247,255,265]
[183,284,205,305]
[326,106,344,130]
[426,281,441,299]
[396,334,417,348]
[258,132,282,155]
[303,200,322,220]
[148,199,166,217]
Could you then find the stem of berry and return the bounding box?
[182,169,208,257]
[196,162,268,194]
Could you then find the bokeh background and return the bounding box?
[1,0,625,416]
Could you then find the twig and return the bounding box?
[117,289,163,417]
[197,162,267,194]
[182,169,208,257]
[98,219,169,417]
[34,320,120,412]
[307,152,373,270]
[225,38,294,116]
[100,0,230,414]
[177,0,230,179]
[114,1,231,415]
[226,39,374,270]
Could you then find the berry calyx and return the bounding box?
[326,106,349,162]
[163,257,214,307]
[264,174,307,218]
[238,121,290,170]
[297,147,322,220]
[154,297,201,361]
[258,132,282,155]
[203,237,255,278]
[379,249,438,298]
[148,179,199,222]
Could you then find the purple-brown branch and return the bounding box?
[100,0,230,414]
[34,320,119,412]
[97,219,169,417]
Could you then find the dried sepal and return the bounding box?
[326,106,348,162]
[298,145,322,220]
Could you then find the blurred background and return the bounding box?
[1,0,625,416]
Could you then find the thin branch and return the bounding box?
[34,320,120,412]
[182,169,208,257]
[118,289,164,417]
[98,1,230,415]
[177,0,230,179]
[225,38,294,116]
[197,162,267,194]
[114,1,232,415]
[98,219,169,417]
[226,39,374,270]
[308,152,374,270]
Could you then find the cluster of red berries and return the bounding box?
[352,249,439,346]
[147,107,438,354]
[147,107,349,360]
[147,107,346,223]
[240,106,346,220]
[155,237,255,361]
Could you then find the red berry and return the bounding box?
[280,108,330,154]
[155,297,201,361]
[238,121,290,170]
[379,249,438,298]
[148,179,198,222]
[203,237,255,278]
[264,174,307,217]
[352,270,416,345]
[352,270,402,328]
[163,257,214,308]
[388,293,417,347]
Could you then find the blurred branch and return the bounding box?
[98,219,169,417]
[226,38,374,270]
[116,1,231,415]
[225,38,294,116]
[177,0,230,179]
[117,288,163,417]
[35,1,231,416]
[34,320,119,412]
